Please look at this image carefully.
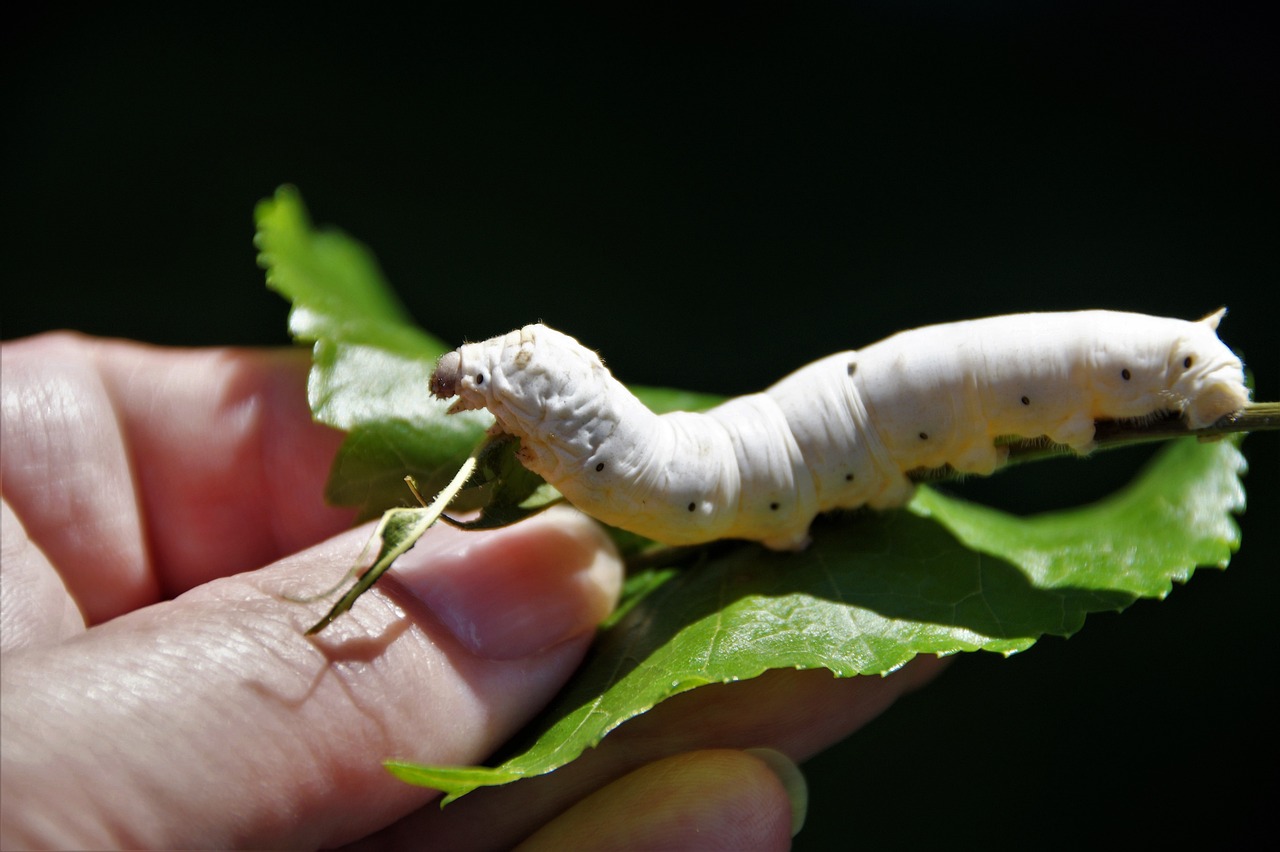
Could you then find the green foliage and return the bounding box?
[439,435,564,531]
[258,187,1246,804]
[256,186,491,517]
[255,185,437,356]
[388,437,1243,802]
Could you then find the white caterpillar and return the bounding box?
[429,310,1249,550]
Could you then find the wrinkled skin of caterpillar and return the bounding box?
[429,310,1249,550]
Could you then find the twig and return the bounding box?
[910,401,1278,480]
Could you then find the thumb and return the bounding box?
[0,505,622,850]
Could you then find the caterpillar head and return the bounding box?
[429,339,501,418]
[428,324,614,431]
[428,326,539,416]
[429,347,489,416]
[429,350,462,399]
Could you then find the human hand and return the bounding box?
[1,334,943,850]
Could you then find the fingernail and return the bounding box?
[745,748,808,838]
[391,506,623,660]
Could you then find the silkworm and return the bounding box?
[429,310,1249,550]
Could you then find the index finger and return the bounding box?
[1,333,354,623]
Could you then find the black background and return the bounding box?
[6,3,1276,848]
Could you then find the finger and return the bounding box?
[0,333,352,623]
[360,654,947,850]
[0,505,622,850]
[2,333,160,622]
[90,338,354,591]
[0,498,86,651]
[517,749,804,852]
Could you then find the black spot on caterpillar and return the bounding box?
[430,310,1249,550]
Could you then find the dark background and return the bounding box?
[6,3,1276,847]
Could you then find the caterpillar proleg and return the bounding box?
[429,310,1249,550]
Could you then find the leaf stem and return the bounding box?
[304,453,479,635]
[998,401,1278,468]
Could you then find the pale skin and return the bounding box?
[0,333,944,850]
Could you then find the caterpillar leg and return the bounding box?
[947,442,1006,476]
[1045,414,1098,455]
[761,530,813,552]
[866,475,917,511]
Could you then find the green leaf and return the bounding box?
[441,434,564,531]
[255,186,492,518]
[911,437,1245,601]
[631,385,723,414]
[255,185,439,357]
[388,436,1245,802]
